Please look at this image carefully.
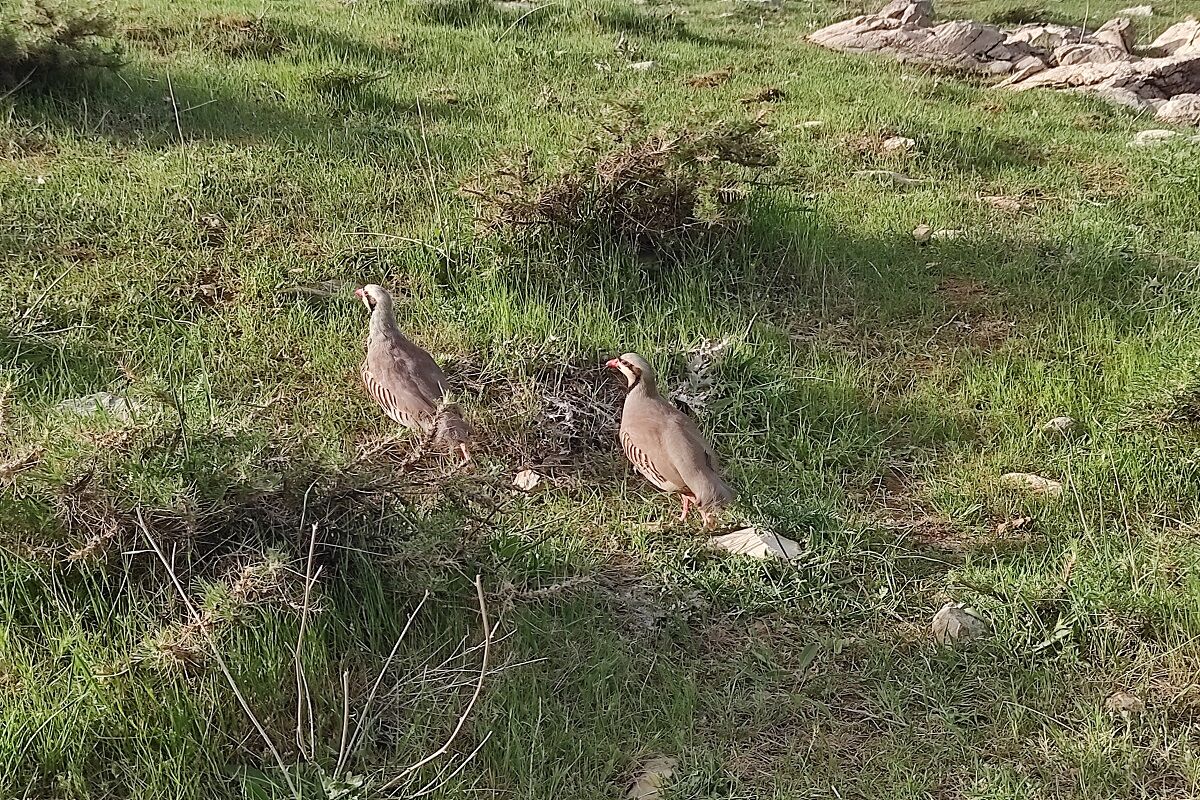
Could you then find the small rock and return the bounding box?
[1148,19,1200,55]
[1041,415,1075,434]
[1089,17,1134,53]
[627,757,677,800]
[995,515,1033,536]
[999,57,1047,85]
[628,60,657,71]
[999,472,1064,497]
[882,135,917,152]
[58,392,144,423]
[199,212,225,231]
[912,224,933,244]
[512,469,543,492]
[931,602,989,645]
[708,528,803,560]
[930,228,964,241]
[801,120,825,129]
[1092,86,1158,113]
[1007,23,1081,50]
[1055,42,1131,66]
[1105,690,1145,716]
[1115,4,1152,16]
[1131,129,1180,147]
[1155,93,1200,125]
[981,194,1026,212]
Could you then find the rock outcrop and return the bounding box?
[808,1,1200,126]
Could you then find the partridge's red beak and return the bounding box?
[354,287,365,299]
[605,358,619,370]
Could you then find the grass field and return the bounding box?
[4,0,1200,796]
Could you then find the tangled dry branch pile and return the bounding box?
[137,515,499,798]
[464,116,779,251]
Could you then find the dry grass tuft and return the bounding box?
[201,14,286,59]
[739,86,785,104]
[686,66,733,88]
[0,447,43,485]
[147,620,212,669]
[125,14,287,59]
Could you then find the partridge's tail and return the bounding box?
[435,406,471,448]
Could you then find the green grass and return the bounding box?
[4,0,1200,796]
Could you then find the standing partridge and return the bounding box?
[607,352,734,527]
[355,284,471,461]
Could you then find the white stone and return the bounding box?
[708,528,804,560]
[932,602,989,645]
[627,757,677,800]
[512,469,543,491]
[999,472,1064,496]
[57,392,144,423]
[882,135,917,152]
[1042,416,1076,434]
[1131,128,1181,146]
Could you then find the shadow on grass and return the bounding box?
[2,342,1187,799]
[3,56,475,151]
[588,4,748,48]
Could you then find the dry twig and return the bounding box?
[136,508,301,798]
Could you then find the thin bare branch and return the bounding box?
[136,509,300,799]
[165,69,184,144]
[336,668,351,781]
[338,590,431,778]
[402,575,491,776]
[410,731,493,799]
[294,522,321,760]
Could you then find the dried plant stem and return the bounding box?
[495,2,560,42]
[336,590,431,779]
[294,522,321,760]
[410,731,493,799]
[402,575,491,776]
[165,69,184,144]
[136,509,300,799]
[336,668,351,780]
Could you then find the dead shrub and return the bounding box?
[202,14,286,59]
[409,0,500,26]
[304,66,388,97]
[0,0,122,87]
[124,15,287,59]
[451,357,623,473]
[463,114,778,253]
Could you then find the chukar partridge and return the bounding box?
[355,284,471,461]
[607,352,734,527]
